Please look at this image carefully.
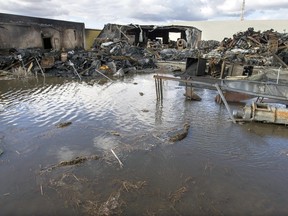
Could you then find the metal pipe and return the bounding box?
[234,102,288,125]
[190,84,193,101]
[160,79,163,100]
[155,78,159,99]
[185,82,188,100]
[69,60,82,81]
[215,83,236,124]
[277,66,281,84]
[95,69,113,82]
[158,78,160,99]
[34,57,45,78]
[156,78,161,100]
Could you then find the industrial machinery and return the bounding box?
[233,102,288,125]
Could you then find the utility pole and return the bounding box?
[240,0,245,21]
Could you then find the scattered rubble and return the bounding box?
[1,25,287,82]
[0,45,158,80]
[202,28,288,78]
[0,23,203,80]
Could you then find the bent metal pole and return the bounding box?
[214,83,236,124]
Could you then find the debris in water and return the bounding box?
[40,184,44,195]
[56,121,72,128]
[139,92,144,96]
[168,123,190,142]
[98,191,124,216]
[168,186,188,204]
[0,148,3,156]
[279,150,288,156]
[83,200,99,216]
[48,172,87,209]
[141,109,149,112]
[82,179,147,215]
[121,180,147,192]
[40,155,100,173]
[110,131,121,136]
[111,149,124,168]
[59,157,88,166]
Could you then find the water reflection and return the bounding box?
[0,74,288,215]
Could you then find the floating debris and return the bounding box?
[168,123,190,142]
[141,109,149,112]
[121,180,147,192]
[48,172,88,209]
[59,157,87,166]
[98,191,124,216]
[168,186,188,204]
[56,121,72,128]
[40,155,100,173]
[111,149,124,168]
[110,131,121,136]
[279,150,288,156]
[84,180,146,215]
[139,92,144,96]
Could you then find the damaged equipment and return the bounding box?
[233,102,288,125]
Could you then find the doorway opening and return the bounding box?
[42,37,52,49]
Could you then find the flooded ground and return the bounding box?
[0,73,288,215]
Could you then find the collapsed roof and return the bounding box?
[93,23,202,49]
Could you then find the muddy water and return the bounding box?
[0,74,288,215]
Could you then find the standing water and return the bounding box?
[0,73,288,215]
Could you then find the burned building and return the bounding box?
[85,28,101,50]
[0,13,85,52]
[93,23,202,50]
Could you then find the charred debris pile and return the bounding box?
[0,45,158,80]
[0,23,202,79]
[202,27,288,79]
[0,25,288,80]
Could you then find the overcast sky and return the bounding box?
[0,0,288,29]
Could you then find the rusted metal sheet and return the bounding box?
[215,91,254,103]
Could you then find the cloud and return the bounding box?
[0,0,69,17]
[0,0,287,29]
